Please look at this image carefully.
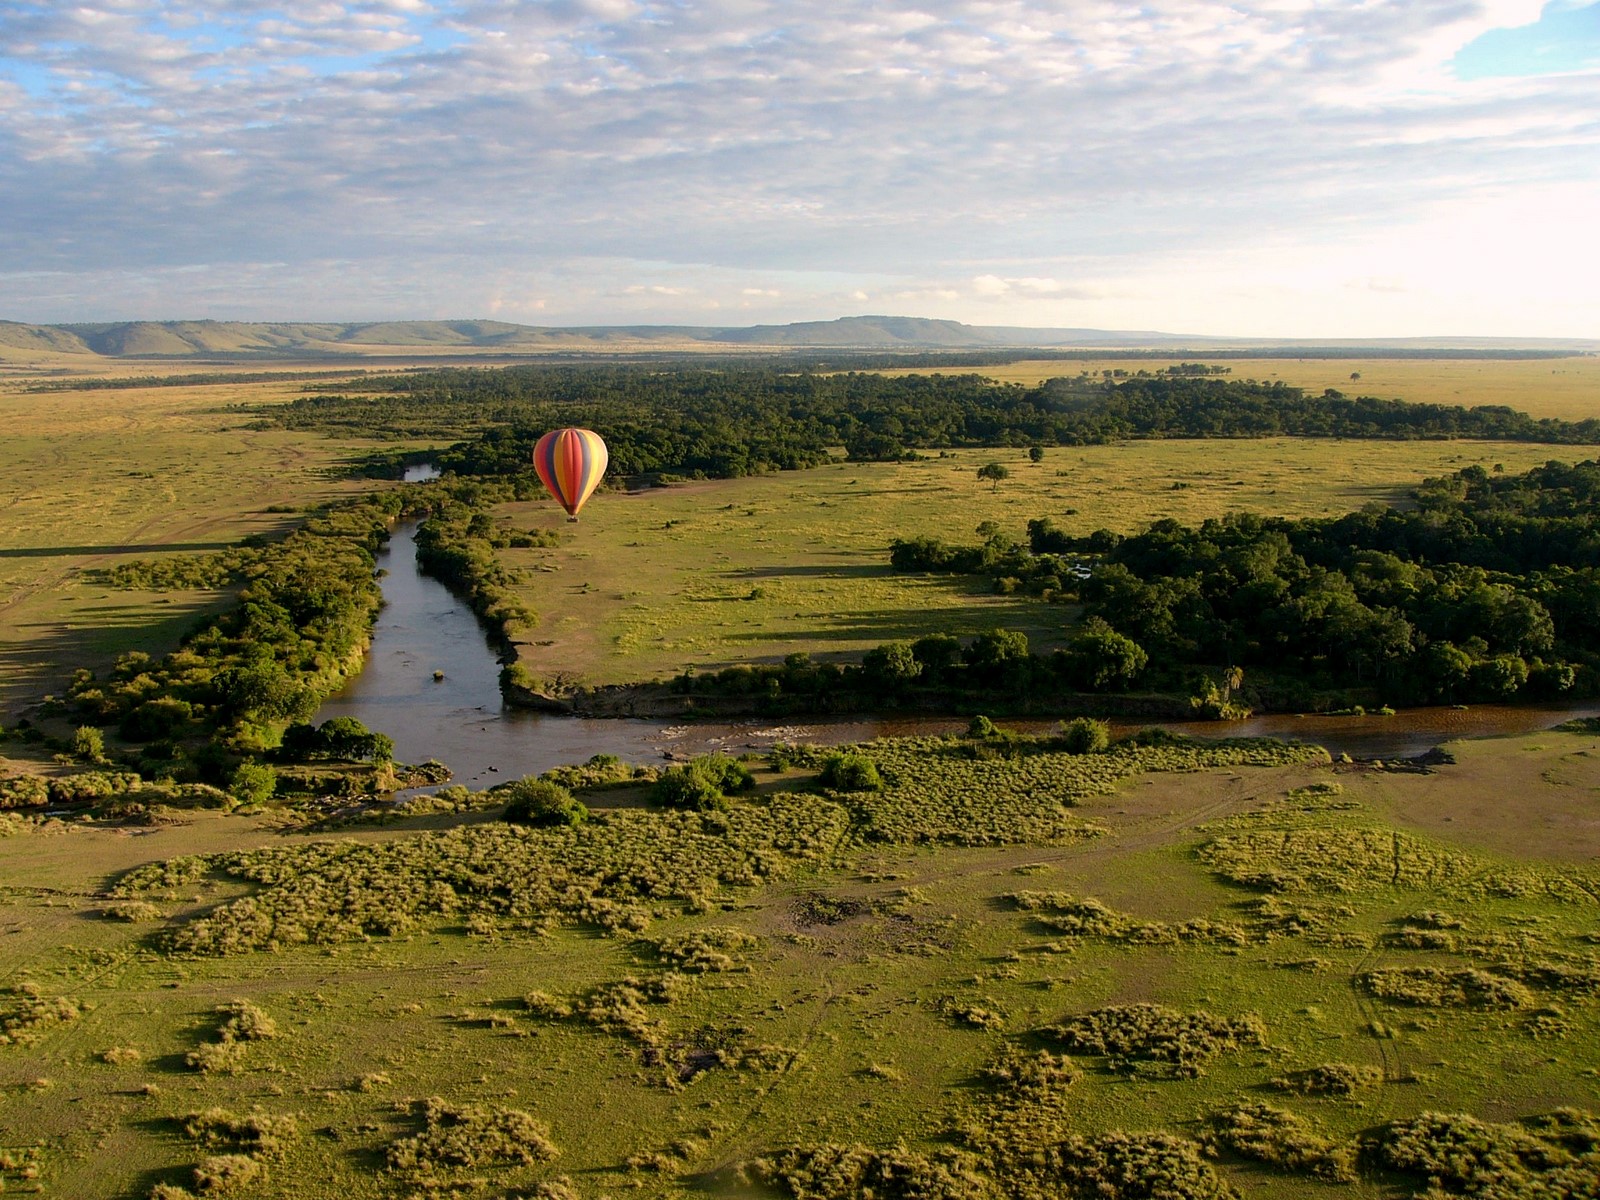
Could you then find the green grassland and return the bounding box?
[496,439,1574,686]
[0,376,403,720]
[2,729,1598,1198]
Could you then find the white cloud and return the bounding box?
[0,1,1594,333]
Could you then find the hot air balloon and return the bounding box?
[532,427,608,520]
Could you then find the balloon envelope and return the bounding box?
[532,427,608,517]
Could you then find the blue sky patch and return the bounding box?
[1453,1,1600,79]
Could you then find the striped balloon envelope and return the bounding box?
[532,427,609,519]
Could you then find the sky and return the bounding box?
[1,0,1596,337]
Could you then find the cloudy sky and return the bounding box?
[1,1,1596,335]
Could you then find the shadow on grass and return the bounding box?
[726,601,1067,648]
[0,542,232,558]
[731,564,886,580]
[0,597,229,714]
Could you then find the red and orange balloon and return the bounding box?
[532,427,608,519]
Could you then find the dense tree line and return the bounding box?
[262,367,1600,484]
[659,625,1155,716]
[891,460,1600,708]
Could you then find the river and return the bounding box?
[314,488,1600,787]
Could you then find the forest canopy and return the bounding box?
[889,459,1600,707]
[260,367,1600,482]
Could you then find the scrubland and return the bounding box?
[2,729,1598,1197]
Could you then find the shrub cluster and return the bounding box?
[750,1143,993,1200]
[386,1097,558,1180]
[645,927,759,973]
[0,985,81,1046]
[146,1107,299,1200]
[1270,1062,1384,1096]
[977,1046,1078,1098]
[1357,967,1534,1010]
[1027,1131,1236,1200]
[538,753,649,791]
[132,795,851,954]
[184,1002,276,1073]
[1006,891,1254,947]
[1198,827,1598,904]
[1203,1102,1355,1182]
[1046,1003,1268,1078]
[1366,1109,1600,1199]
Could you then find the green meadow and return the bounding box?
[496,439,1573,686]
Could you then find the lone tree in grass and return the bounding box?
[978,462,1010,492]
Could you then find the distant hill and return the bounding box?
[1,316,1595,363]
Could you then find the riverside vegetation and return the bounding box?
[4,354,1600,1197]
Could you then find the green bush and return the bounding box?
[1367,1109,1600,1198]
[386,1097,558,1176]
[502,778,588,828]
[650,766,729,812]
[1203,1101,1355,1182]
[229,763,276,808]
[1271,1062,1383,1096]
[752,1143,989,1200]
[1047,1003,1267,1078]
[650,754,754,811]
[818,751,883,792]
[72,726,106,763]
[1058,718,1110,755]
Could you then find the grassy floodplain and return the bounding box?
[496,439,1576,686]
[2,730,1599,1197]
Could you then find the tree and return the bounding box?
[502,777,587,827]
[314,717,395,763]
[964,628,1030,679]
[862,641,922,690]
[911,633,963,680]
[1029,445,1045,463]
[1060,619,1148,691]
[977,462,1010,491]
[230,761,277,807]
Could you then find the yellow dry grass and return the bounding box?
[874,355,1600,421]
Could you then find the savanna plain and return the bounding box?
[3,352,1600,1200]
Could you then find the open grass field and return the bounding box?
[2,729,1598,1198]
[0,374,409,719]
[872,355,1600,422]
[497,439,1575,686]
